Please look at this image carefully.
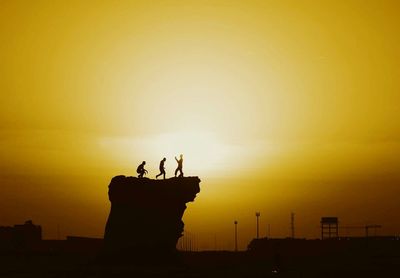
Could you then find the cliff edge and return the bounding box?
[104,176,200,257]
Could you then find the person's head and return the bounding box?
[180,154,183,159]
[142,161,146,165]
[163,157,166,161]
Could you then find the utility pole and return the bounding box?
[291,212,295,239]
[189,233,192,252]
[268,224,271,237]
[234,220,238,252]
[255,212,260,239]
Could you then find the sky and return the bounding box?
[1,0,399,250]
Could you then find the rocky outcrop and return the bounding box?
[103,176,200,257]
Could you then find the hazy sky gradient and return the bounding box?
[1,0,399,250]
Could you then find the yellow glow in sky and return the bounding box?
[1,0,400,249]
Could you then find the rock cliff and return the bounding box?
[104,176,200,257]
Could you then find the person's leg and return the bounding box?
[175,168,178,177]
[156,172,160,179]
[162,170,166,180]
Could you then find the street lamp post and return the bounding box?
[234,220,238,252]
[255,212,260,239]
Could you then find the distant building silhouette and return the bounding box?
[248,236,400,258]
[0,220,42,251]
[0,221,104,254]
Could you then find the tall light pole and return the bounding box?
[234,220,238,252]
[255,212,260,239]
[291,212,295,239]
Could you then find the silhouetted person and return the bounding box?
[136,161,148,178]
[156,157,166,179]
[174,154,184,177]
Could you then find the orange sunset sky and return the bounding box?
[1,0,399,250]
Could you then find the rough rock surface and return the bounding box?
[104,176,200,256]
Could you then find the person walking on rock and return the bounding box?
[174,154,184,177]
[137,161,148,178]
[156,157,167,179]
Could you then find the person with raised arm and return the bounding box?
[174,154,184,177]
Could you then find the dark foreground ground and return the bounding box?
[0,250,399,278]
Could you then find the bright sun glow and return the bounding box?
[100,130,238,176]
[148,131,230,175]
